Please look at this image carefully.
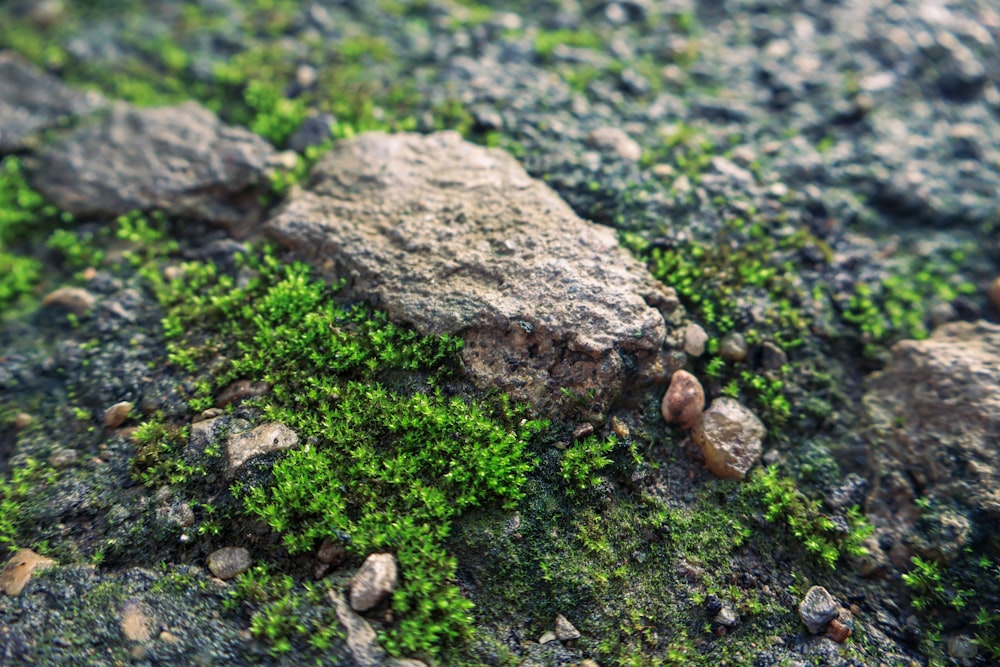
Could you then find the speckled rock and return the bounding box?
[266,131,679,417]
[691,397,766,480]
[0,549,56,596]
[0,50,105,152]
[329,589,385,667]
[554,614,581,641]
[349,553,397,612]
[225,422,298,477]
[25,101,277,231]
[206,547,251,581]
[798,586,839,634]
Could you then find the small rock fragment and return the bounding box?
[48,447,78,469]
[661,370,705,430]
[330,589,387,667]
[350,553,398,612]
[691,397,766,480]
[826,609,853,643]
[714,604,739,628]
[683,323,708,357]
[798,585,839,634]
[103,401,133,429]
[215,379,272,408]
[989,277,1000,314]
[13,412,32,428]
[538,631,557,644]
[225,422,298,477]
[121,600,152,642]
[573,423,595,440]
[719,333,749,362]
[206,546,251,581]
[586,126,643,162]
[1,549,56,596]
[554,614,581,641]
[610,415,630,438]
[42,286,96,315]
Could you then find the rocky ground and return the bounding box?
[0,1,999,665]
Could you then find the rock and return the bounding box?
[42,286,96,315]
[350,553,397,612]
[215,379,271,408]
[102,401,133,429]
[825,608,853,643]
[683,323,708,357]
[13,412,32,429]
[120,600,152,642]
[798,585,839,634]
[538,631,557,644]
[206,547,251,580]
[48,447,78,469]
[989,277,1000,315]
[265,131,677,417]
[719,333,749,362]
[554,613,581,641]
[329,589,386,667]
[1,549,56,596]
[865,321,1000,518]
[610,415,630,438]
[288,112,335,153]
[26,101,276,232]
[225,422,298,477]
[586,126,642,162]
[691,397,765,480]
[661,370,705,430]
[573,423,594,440]
[714,604,738,628]
[0,50,105,152]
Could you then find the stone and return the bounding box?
[13,412,33,428]
[989,277,1000,315]
[586,126,642,162]
[225,422,298,477]
[42,286,96,315]
[350,553,397,612]
[683,322,708,357]
[265,131,677,417]
[48,447,78,469]
[864,321,1000,519]
[661,370,705,430]
[206,547,251,580]
[120,600,152,642]
[1,549,56,596]
[329,589,386,667]
[103,401,133,429]
[215,379,271,408]
[288,112,335,153]
[719,332,749,362]
[538,631,557,644]
[798,585,839,634]
[714,604,738,628]
[554,613,581,641]
[0,50,105,152]
[691,397,766,480]
[26,101,276,232]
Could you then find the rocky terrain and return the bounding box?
[0,1,998,665]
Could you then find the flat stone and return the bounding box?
[554,613,581,641]
[103,401,133,429]
[1,549,56,596]
[120,600,152,642]
[0,50,105,152]
[266,131,678,416]
[225,422,298,477]
[329,589,386,667]
[798,585,839,634]
[349,553,397,612]
[26,101,276,232]
[691,397,766,480]
[206,546,251,581]
[42,286,96,315]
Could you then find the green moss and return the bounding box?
[560,434,616,492]
[0,156,58,311]
[534,28,604,60]
[0,456,58,554]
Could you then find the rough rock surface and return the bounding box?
[1,549,56,596]
[25,101,276,231]
[225,422,298,477]
[691,398,766,480]
[205,547,251,581]
[799,586,839,634]
[0,50,105,152]
[865,321,1000,518]
[266,131,679,415]
[349,553,397,612]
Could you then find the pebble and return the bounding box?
[554,613,581,641]
[103,401,133,429]
[215,379,272,408]
[42,286,96,315]
[798,585,839,634]
[661,370,705,430]
[691,398,766,480]
[719,333,749,362]
[573,423,594,440]
[538,630,557,644]
[683,323,708,357]
[714,604,739,628]
[48,448,78,469]
[350,553,398,612]
[14,412,33,428]
[989,276,1000,314]
[121,600,152,642]
[206,546,251,581]
[225,422,299,477]
[610,415,630,438]
[330,589,387,667]
[586,126,643,162]
[0,549,57,596]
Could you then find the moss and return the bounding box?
[0,456,59,554]
[0,156,59,312]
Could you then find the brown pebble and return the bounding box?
[989,277,1000,314]
[826,618,852,642]
[42,286,96,315]
[660,370,705,430]
[317,539,346,566]
[121,600,152,642]
[610,416,629,438]
[13,412,32,429]
[1,549,56,596]
[573,423,594,440]
[103,401,134,429]
[206,547,251,581]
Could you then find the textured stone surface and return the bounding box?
[266,131,679,415]
[25,101,276,231]
[865,321,1000,517]
[225,422,298,477]
[349,553,397,612]
[0,549,56,596]
[661,370,705,430]
[798,586,839,634]
[206,547,251,581]
[690,398,766,480]
[0,50,105,152]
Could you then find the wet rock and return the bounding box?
[554,613,581,641]
[1,549,56,596]
[266,131,677,417]
[661,370,705,430]
[0,50,105,152]
[683,323,708,357]
[691,398,765,480]
[865,321,1000,519]
[572,423,594,440]
[225,422,298,477]
[350,553,397,612]
[102,401,133,429]
[26,101,276,232]
[329,589,386,667]
[798,585,838,634]
[538,630,557,644]
[206,546,251,581]
[42,286,96,315]
[719,333,748,362]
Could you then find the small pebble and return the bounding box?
[350,553,398,612]
[661,370,705,430]
[573,423,594,440]
[103,401,133,429]
[13,412,33,429]
[798,585,839,634]
[1,549,57,596]
[586,126,642,162]
[226,422,299,477]
[48,448,78,469]
[42,286,96,315]
[610,416,630,438]
[206,547,251,581]
[121,600,152,642]
[691,398,766,480]
[989,277,1000,314]
[538,630,557,644]
[719,333,749,362]
[683,323,708,357]
[554,613,581,641]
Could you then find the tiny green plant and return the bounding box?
[561,435,616,492]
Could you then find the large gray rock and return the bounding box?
[25,101,276,231]
[266,131,680,415]
[0,50,105,153]
[865,321,1000,518]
